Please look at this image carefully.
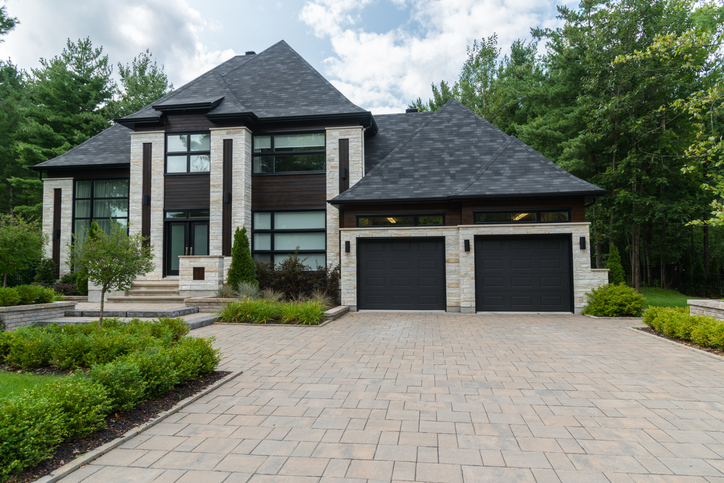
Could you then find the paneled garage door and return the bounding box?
[357,238,446,310]
[475,235,573,312]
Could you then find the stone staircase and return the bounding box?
[106,280,186,304]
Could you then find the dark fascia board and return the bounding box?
[253,112,378,134]
[152,97,224,113]
[205,111,259,123]
[329,189,608,206]
[31,162,130,172]
[114,115,165,129]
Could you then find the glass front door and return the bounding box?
[165,219,209,276]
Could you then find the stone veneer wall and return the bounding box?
[179,255,225,297]
[325,127,365,269]
[0,301,76,331]
[209,128,252,259]
[129,131,165,280]
[340,223,609,314]
[688,300,724,319]
[42,178,73,277]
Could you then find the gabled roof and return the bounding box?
[118,41,370,126]
[32,124,131,169]
[332,99,605,204]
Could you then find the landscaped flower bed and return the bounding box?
[218,299,327,325]
[0,318,221,481]
[642,306,724,350]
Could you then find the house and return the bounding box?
[33,40,608,313]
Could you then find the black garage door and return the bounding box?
[358,238,446,310]
[475,235,572,312]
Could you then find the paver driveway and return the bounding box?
[63,313,724,482]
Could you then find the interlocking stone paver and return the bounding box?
[63,313,724,482]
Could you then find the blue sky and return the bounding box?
[0,0,576,113]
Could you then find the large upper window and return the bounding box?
[357,215,444,227]
[166,133,211,173]
[252,210,326,269]
[74,179,129,237]
[474,210,570,224]
[253,133,325,174]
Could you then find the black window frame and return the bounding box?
[473,209,572,224]
[252,131,326,175]
[251,209,327,268]
[72,177,130,239]
[165,131,212,175]
[356,213,446,228]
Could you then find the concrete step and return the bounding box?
[65,306,198,318]
[106,295,187,304]
[131,281,179,288]
[123,290,181,296]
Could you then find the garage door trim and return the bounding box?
[474,234,574,313]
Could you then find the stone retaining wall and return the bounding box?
[688,299,724,319]
[0,301,77,331]
[186,297,234,313]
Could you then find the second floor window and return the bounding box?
[253,133,325,174]
[166,133,211,173]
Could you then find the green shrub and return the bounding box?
[218,299,324,325]
[582,283,645,317]
[89,358,146,412]
[606,244,626,285]
[51,332,91,370]
[5,328,55,369]
[0,392,65,480]
[14,284,54,304]
[226,226,257,289]
[33,258,57,284]
[237,281,260,300]
[171,336,221,382]
[215,284,237,298]
[297,301,327,325]
[156,317,190,341]
[59,272,78,285]
[642,306,724,350]
[281,303,303,324]
[43,376,111,439]
[125,347,179,399]
[76,273,89,296]
[0,286,20,306]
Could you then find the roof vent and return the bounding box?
[245,51,256,55]
[405,108,418,113]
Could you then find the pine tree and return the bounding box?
[226,227,257,289]
[606,243,626,285]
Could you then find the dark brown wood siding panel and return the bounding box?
[341,202,462,228]
[222,139,233,256]
[135,114,216,132]
[141,143,152,245]
[339,139,349,194]
[461,197,586,224]
[52,189,61,278]
[252,174,327,210]
[46,168,130,179]
[164,175,210,210]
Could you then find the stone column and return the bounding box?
[130,131,165,280]
[41,178,73,277]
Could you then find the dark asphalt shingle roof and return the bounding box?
[364,111,433,171]
[332,99,605,204]
[33,124,131,169]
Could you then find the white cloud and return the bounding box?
[0,0,237,87]
[299,0,569,113]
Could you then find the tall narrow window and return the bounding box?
[166,132,211,173]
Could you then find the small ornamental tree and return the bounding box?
[75,221,101,295]
[71,222,153,324]
[0,214,45,287]
[226,226,256,290]
[606,243,626,285]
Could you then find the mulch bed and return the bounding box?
[636,327,724,357]
[5,370,230,483]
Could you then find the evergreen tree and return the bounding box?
[226,227,257,289]
[607,243,626,285]
[107,49,173,119]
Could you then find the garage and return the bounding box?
[475,235,573,312]
[357,238,446,310]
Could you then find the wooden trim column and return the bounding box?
[222,139,233,256]
[339,138,349,193]
[52,189,61,278]
[142,143,152,246]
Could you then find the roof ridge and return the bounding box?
[212,71,247,111]
[217,41,278,79]
[332,101,449,200]
[451,136,513,197]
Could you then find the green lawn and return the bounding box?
[0,371,63,399]
[640,287,692,308]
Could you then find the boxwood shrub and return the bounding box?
[643,306,724,350]
[582,283,646,317]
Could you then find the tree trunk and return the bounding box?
[99,287,106,326]
[595,241,603,269]
[632,223,641,290]
[660,221,666,288]
[3,272,6,288]
[704,223,710,278]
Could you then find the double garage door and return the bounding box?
[357,235,573,312]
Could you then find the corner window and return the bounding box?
[252,210,326,269]
[73,179,129,238]
[357,214,444,227]
[166,132,211,173]
[474,210,570,224]
[253,133,325,174]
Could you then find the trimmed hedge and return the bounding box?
[218,299,326,325]
[0,319,221,481]
[0,284,55,307]
[642,306,724,350]
[582,283,646,317]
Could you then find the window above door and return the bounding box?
[166,132,211,174]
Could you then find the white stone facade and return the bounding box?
[129,131,165,280]
[325,126,364,269]
[41,178,73,277]
[340,222,609,314]
[179,255,225,297]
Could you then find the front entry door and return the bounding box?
[165,221,209,276]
